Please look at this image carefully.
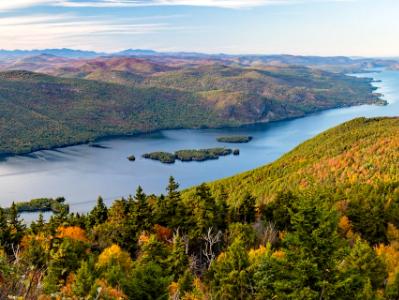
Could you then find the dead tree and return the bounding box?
[202,227,222,269]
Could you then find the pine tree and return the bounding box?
[166,235,189,279]
[8,202,25,248]
[72,259,96,297]
[0,207,10,249]
[164,177,186,229]
[237,192,256,224]
[255,195,343,299]
[134,186,151,230]
[192,183,218,234]
[88,196,108,226]
[209,237,253,300]
[216,185,229,229]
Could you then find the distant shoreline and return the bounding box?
[0,96,386,162]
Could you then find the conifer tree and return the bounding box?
[88,196,108,226]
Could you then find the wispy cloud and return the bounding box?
[0,0,354,11]
[0,14,175,50]
[56,0,290,9]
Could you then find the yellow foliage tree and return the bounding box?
[57,226,88,242]
[375,243,399,284]
[248,244,271,264]
[96,244,132,271]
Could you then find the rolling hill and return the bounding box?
[0,59,384,156]
[198,117,399,205]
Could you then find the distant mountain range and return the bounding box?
[0,48,397,71]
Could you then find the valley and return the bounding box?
[0,55,384,156]
[0,69,397,213]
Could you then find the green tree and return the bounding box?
[236,192,256,224]
[191,183,219,234]
[164,177,186,229]
[131,186,152,231]
[72,259,96,297]
[336,238,387,299]
[255,195,343,299]
[8,202,25,249]
[88,196,108,227]
[166,235,189,280]
[124,262,172,300]
[208,237,253,300]
[262,191,296,230]
[0,207,10,249]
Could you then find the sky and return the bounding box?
[0,0,398,56]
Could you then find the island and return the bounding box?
[8,197,69,213]
[142,152,176,164]
[175,148,232,161]
[142,147,236,164]
[127,155,136,161]
[217,136,253,143]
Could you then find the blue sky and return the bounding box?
[0,0,398,56]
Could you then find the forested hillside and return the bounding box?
[0,60,383,156]
[203,117,399,204]
[1,117,399,299]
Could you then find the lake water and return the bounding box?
[1,69,398,218]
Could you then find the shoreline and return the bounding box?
[0,70,387,161]
[0,97,386,162]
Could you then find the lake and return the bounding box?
[1,69,398,218]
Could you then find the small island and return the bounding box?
[143,152,176,164]
[8,197,69,213]
[175,148,232,162]
[142,147,237,164]
[233,149,240,155]
[127,155,136,161]
[217,135,252,143]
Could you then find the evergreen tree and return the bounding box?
[88,196,108,226]
[31,213,45,235]
[164,177,186,229]
[0,206,10,249]
[336,238,387,299]
[262,191,296,230]
[124,262,172,300]
[72,259,96,297]
[8,202,25,248]
[255,195,343,299]
[133,186,152,230]
[209,237,253,300]
[237,192,256,224]
[192,183,219,233]
[216,185,229,230]
[166,235,189,280]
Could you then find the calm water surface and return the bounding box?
[1,70,398,218]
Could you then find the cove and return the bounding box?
[0,70,398,216]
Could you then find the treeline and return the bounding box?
[0,63,383,156]
[143,148,235,164]
[1,177,399,299]
[6,197,68,213]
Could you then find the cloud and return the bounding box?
[0,0,53,11]
[0,0,353,11]
[56,0,288,9]
[0,14,175,50]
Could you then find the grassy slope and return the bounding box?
[0,63,382,155]
[187,117,399,205]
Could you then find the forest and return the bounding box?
[0,117,398,299]
[0,61,384,157]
